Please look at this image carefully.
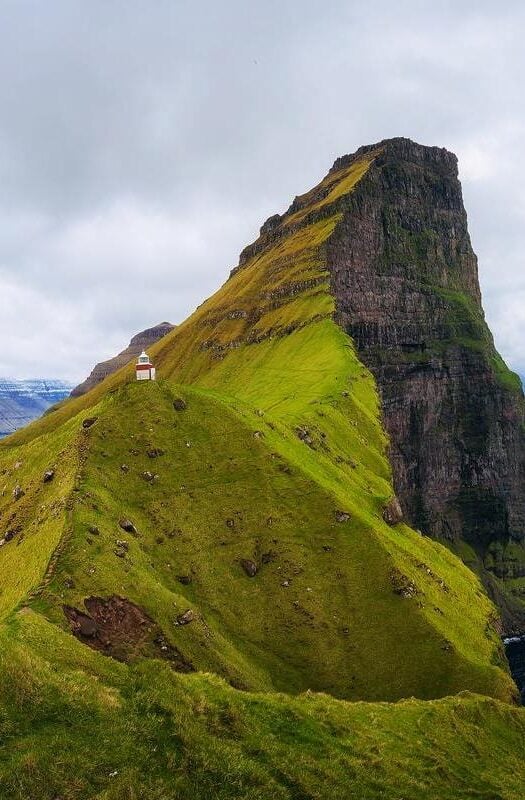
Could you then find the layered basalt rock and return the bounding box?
[324,139,525,630]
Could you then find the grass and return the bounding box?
[0,611,524,800]
[0,145,523,797]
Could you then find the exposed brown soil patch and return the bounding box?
[63,595,193,671]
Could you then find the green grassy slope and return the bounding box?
[1,611,524,800]
[0,148,523,797]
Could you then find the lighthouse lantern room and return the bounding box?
[136,351,156,381]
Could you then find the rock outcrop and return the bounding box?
[71,322,174,397]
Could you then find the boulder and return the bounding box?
[382,497,404,526]
[43,469,55,483]
[173,398,187,411]
[241,559,258,577]
[12,485,24,501]
[147,448,165,458]
[295,426,314,446]
[82,417,98,429]
[119,519,137,535]
[335,510,351,523]
[177,609,195,625]
[142,471,155,482]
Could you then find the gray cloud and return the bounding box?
[0,0,524,380]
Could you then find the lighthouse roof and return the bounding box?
[137,350,152,365]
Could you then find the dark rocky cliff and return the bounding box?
[71,322,174,397]
[325,138,525,631]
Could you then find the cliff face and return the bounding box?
[71,322,174,397]
[325,139,525,629]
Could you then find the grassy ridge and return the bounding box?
[20,378,509,702]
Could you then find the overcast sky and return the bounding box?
[1,0,524,381]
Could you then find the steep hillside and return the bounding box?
[0,138,524,798]
[0,378,73,438]
[71,322,174,397]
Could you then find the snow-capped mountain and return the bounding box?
[0,378,73,438]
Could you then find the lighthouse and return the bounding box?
[136,351,156,381]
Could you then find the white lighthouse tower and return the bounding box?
[136,351,156,381]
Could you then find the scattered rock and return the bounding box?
[173,398,187,411]
[119,519,137,535]
[142,471,155,482]
[322,545,332,552]
[147,448,165,458]
[177,575,192,585]
[120,464,130,473]
[335,510,351,523]
[225,518,235,529]
[4,530,16,542]
[64,577,75,589]
[176,609,195,626]
[88,525,100,536]
[390,568,418,599]
[12,485,24,501]
[82,417,98,429]
[115,539,129,551]
[281,579,290,587]
[240,559,258,577]
[382,497,403,525]
[295,426,314,447]
[261,551,277,564]
[43,469,55,483]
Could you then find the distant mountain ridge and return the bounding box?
[70,322,174,397]
[0,378,73,437]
